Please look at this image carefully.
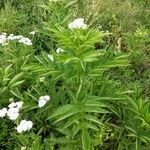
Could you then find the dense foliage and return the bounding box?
[0,0,149,149]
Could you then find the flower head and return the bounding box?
[18,37,32,46]
[7,101,23,120]
[7,34,23,40]
[38,95,50,107]
[7,107,19,120]
[56,48,64,53]
[38,98,47,108]
[0,108,7,118]
[16,120,33,133]
[0,34,7,44]
[39,77,45,82]
[68,18,87,30]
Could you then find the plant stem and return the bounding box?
[136,138,141,150]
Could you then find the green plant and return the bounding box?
[0,0,150,149]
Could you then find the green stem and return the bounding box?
[136,138,141,150]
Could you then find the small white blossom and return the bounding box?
[0,34,7,44]
[7,34,14,40]
[7,107,19,120]
[68,18,87,30]
[8,102,17,108]
[16,101,24,109]
[29,31,35,35]
[48,54,54,61]
[8,101,23,109]
[56,48,64,53]
[39,77,45,82]
[18,37,32,46]
[7,101,23,120]
[38,95,50,107]
[7,34,23,40]
[38,98,47,107]
[21,147,26,150]
[0,108,7,118]
[16,120,33,133]
[44,95,50,101]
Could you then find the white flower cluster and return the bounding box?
[38,95,50,107]
[7,101,23,120]
[0,32,32,46]
[7,34,23,40]
[18,37,32,46]
[56,47,64,53]
[0,94,50,133]
[16,120,33,133]
[0,101,23,120]
[68,18,87,30]
[0,33,7,45]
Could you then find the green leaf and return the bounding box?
[84,114,103,125]
[4,64,13,74]
[84,121,99,131]
[82,127,91,150]
[64,57,80,64]
[62,114,82,130]
[53,110,79,124]
[8,72,24,87]
[9,80,25,88]
[72,125,80,138]
[47,104,76,120]
[10,88,23,99]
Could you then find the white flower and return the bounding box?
[26,121,33,129]
[48,54,54,61]
[68,18,87,30]
[16,101,24,109]
[82,24,87,30]
[8,101,23,109]
[8,102,17,108]
[38,98,47,107]
[7,107,19,120]
[0,38,6,44]
[16,120,33,133]
[44,95,50,101]
[0,34,7,44]
[29,31,35,35]
[39,77,45,82]
[21,147,26,150]
[56,48,64,53]
[38,95,50,107]
[7,34,14,40]
[7,101,23,120]
[7,34,23,40]
[18,37,32,46]
[0,108,7,118]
